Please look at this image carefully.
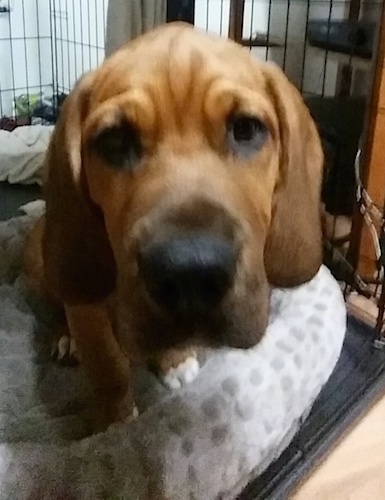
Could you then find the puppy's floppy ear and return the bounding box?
[263,63,324,287]
[43,72,116,304]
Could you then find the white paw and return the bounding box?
[51,335,79,364]
[124,404,139,424]
[162,357,200,390]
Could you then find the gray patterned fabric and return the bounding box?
[0,206,346,499]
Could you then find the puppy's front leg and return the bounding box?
[65,302,133,433]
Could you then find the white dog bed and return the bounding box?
[0,204,346,499]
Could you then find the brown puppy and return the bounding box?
[24,22,323,431]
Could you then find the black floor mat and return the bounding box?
[239,316,385,499]
[1,182,384,499]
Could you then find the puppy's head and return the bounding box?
[43,23,323,358]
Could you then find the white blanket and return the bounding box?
[0,206,346,499]
[0,126,53,186]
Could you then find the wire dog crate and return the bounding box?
[1,0,385,337]
[0,0,108,128]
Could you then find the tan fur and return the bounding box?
[24,23,324,431]
[24,217,47,300]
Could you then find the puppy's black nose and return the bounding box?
[139,233,236,317]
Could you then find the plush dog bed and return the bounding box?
[0,203,346,499]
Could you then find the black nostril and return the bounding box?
[138,233,237,316]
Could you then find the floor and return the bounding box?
[292,394,385,499]
[291,292,385,499]
[289,297,385,499]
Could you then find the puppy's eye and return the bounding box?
[227,115,268,158]
[91,121,142,170]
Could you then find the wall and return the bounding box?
[0,0,107,118]
[52,0,108,93]
[1,0,380,119]
[0,0,52,117]
[194,0,365,97]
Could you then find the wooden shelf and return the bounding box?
[306,45,372,71]
[239,34,283,48]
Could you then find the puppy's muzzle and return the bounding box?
[139,232,237,319]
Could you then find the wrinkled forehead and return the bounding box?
[84,26,276,138]
[93,26,265,98]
